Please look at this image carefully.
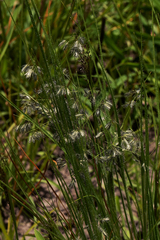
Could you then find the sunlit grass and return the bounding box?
[0,0,160,239]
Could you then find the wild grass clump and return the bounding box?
[0,0,160,240]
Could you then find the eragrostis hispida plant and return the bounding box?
[15,34,142,239]
[17,35,142,174]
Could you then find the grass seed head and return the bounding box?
[21,64,42,81]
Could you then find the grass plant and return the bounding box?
[0,0,160,239]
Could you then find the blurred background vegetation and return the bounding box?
[1,0,160,131]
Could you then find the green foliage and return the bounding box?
[34,229,46,240]
[0,0,160,239]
